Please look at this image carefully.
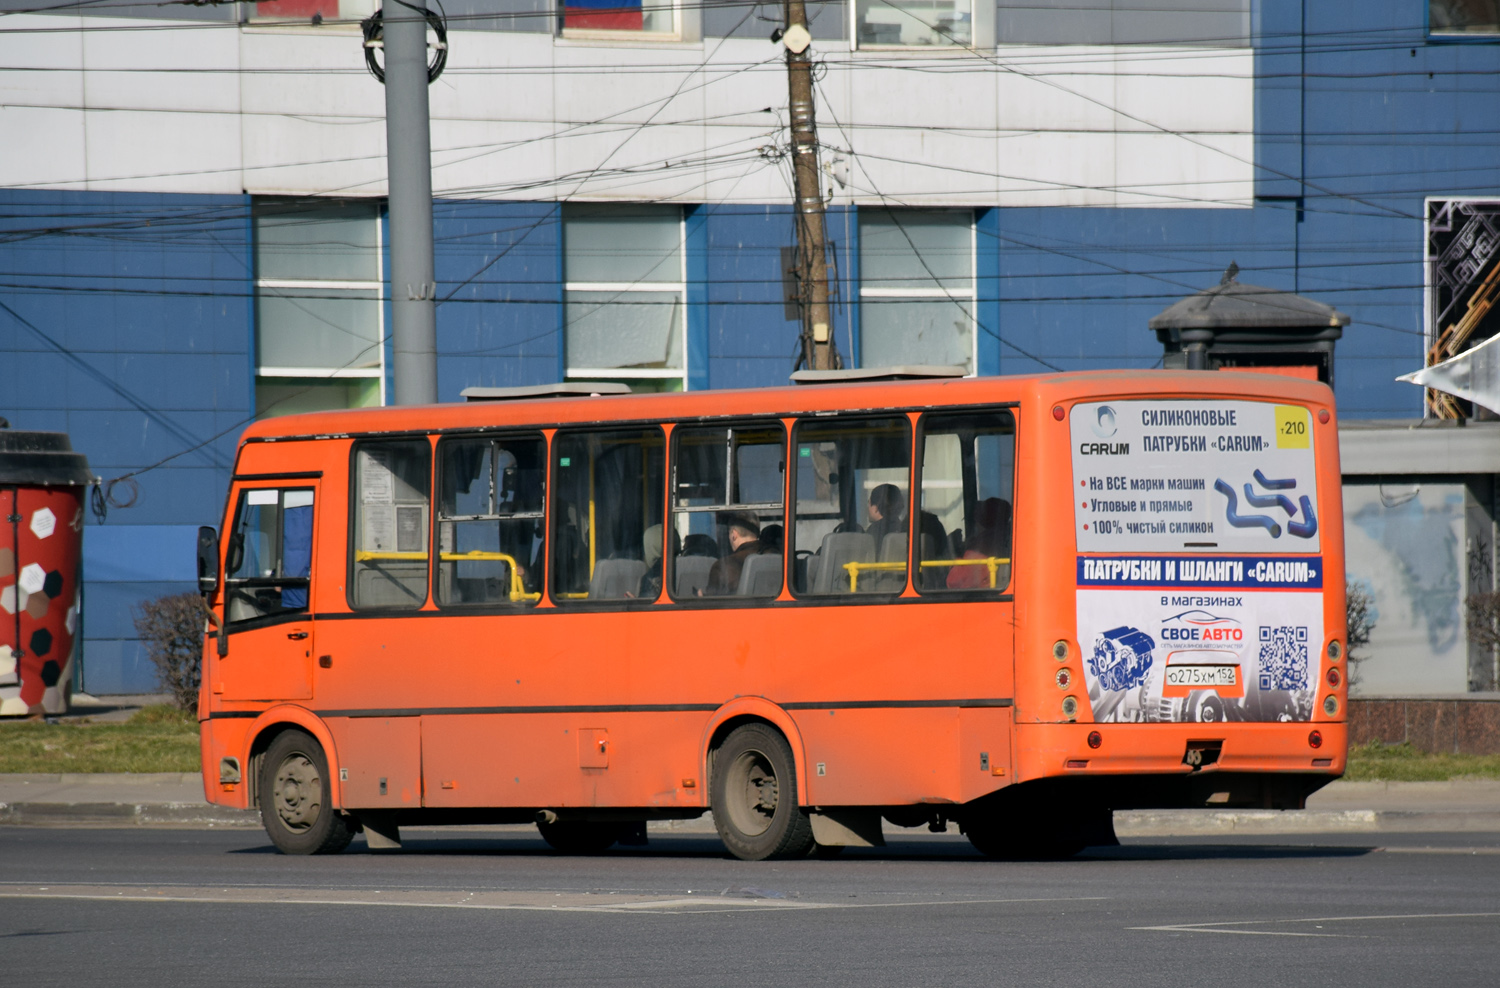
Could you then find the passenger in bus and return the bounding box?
[703,513,764,596]
[682,533,718,558]
[634,524,679,600]
[759,523,783,555]
[866,484,906,548]
[946,498,1012,590]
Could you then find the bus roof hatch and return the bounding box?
[790,365,967,385]
[461,383,634,402]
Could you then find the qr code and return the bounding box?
[1257,625,1309,691]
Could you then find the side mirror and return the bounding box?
[197,526,220,596]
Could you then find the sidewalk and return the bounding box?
[1,774,1498,835]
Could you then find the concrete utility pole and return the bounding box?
[781,4,837,371]
[382,2,439,404]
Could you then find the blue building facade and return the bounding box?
[2,0,1497,692]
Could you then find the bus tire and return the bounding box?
[711,723,815,861]
[537,820,619,854]
[965,815,1084,861]
[258,729,354,856]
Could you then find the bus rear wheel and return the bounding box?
[258,729,354,855]
[963,813,1086,861]
[711,723,815,861]
[537,820,620,854]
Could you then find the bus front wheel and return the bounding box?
[711,724,815,861]
[258,729,355,855]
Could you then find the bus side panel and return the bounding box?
[794,706,1012,806]
[795,709,962,806]
[200,716,253,808]
[420,712,705,809]
[325,716,421,808]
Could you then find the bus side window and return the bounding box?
[916,409,1015,593]
[790,416,912,596]
[669,422,786,600]
[224,487,314,624]
[350,439,432,609]
[551,427,665,603]
[435,435,546,608]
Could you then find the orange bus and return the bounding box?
[195,369,1348,859]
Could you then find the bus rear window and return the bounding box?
[916,410,1015,593]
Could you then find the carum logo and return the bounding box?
[1091,405,1118,438]
[1160,609,1244,643]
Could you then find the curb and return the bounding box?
[1115,809,1500,836]
[1,803,1497,835]
[0,802,260,829]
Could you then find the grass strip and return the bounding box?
[1342,741,1500,783]
[0,705,199,774]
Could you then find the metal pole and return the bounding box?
[784,1,835,371]
[383,2,438,404]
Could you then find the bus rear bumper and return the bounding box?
[1015,721,1346,809]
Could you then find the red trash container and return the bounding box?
[0,428,94,716]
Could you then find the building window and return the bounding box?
[1430,1,1500,36]
[858,208,976,373]
[252,0,376,23]
[562,204,686,392]
[854,0,971,47]
[560,0,677,37]
[253,199,384,417]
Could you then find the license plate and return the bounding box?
[1165,665,1237,688]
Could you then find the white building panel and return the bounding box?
[0,17,1254,208]
[0,106,88,191]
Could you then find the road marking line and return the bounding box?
[1132,912,1500,938]
[0,885,1105,915]
[1379,846,1500,856]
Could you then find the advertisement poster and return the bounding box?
[1071,399,1320,554]
[1072,401,1324,723]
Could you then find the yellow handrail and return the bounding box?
[355,549,539,603]
[843,556,1010,592]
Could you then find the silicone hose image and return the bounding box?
[1253,469,1297,491]
[1287,496,1318,539]
[1215,478,1281,537]
[1243,484,1298,517]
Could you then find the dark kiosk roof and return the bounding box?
[1149,265,1351,331]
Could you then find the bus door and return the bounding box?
[218,484,318,701]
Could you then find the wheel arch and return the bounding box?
[243,706,343,811]
[699,697,809,805]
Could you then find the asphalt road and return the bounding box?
[3,827,1499,987]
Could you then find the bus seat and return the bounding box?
[878,531,907,563]
[589,558,647,599]
[737,552,782,597]
[803,553,821,591]
[811,532,875,594]
[674,555,714,598]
